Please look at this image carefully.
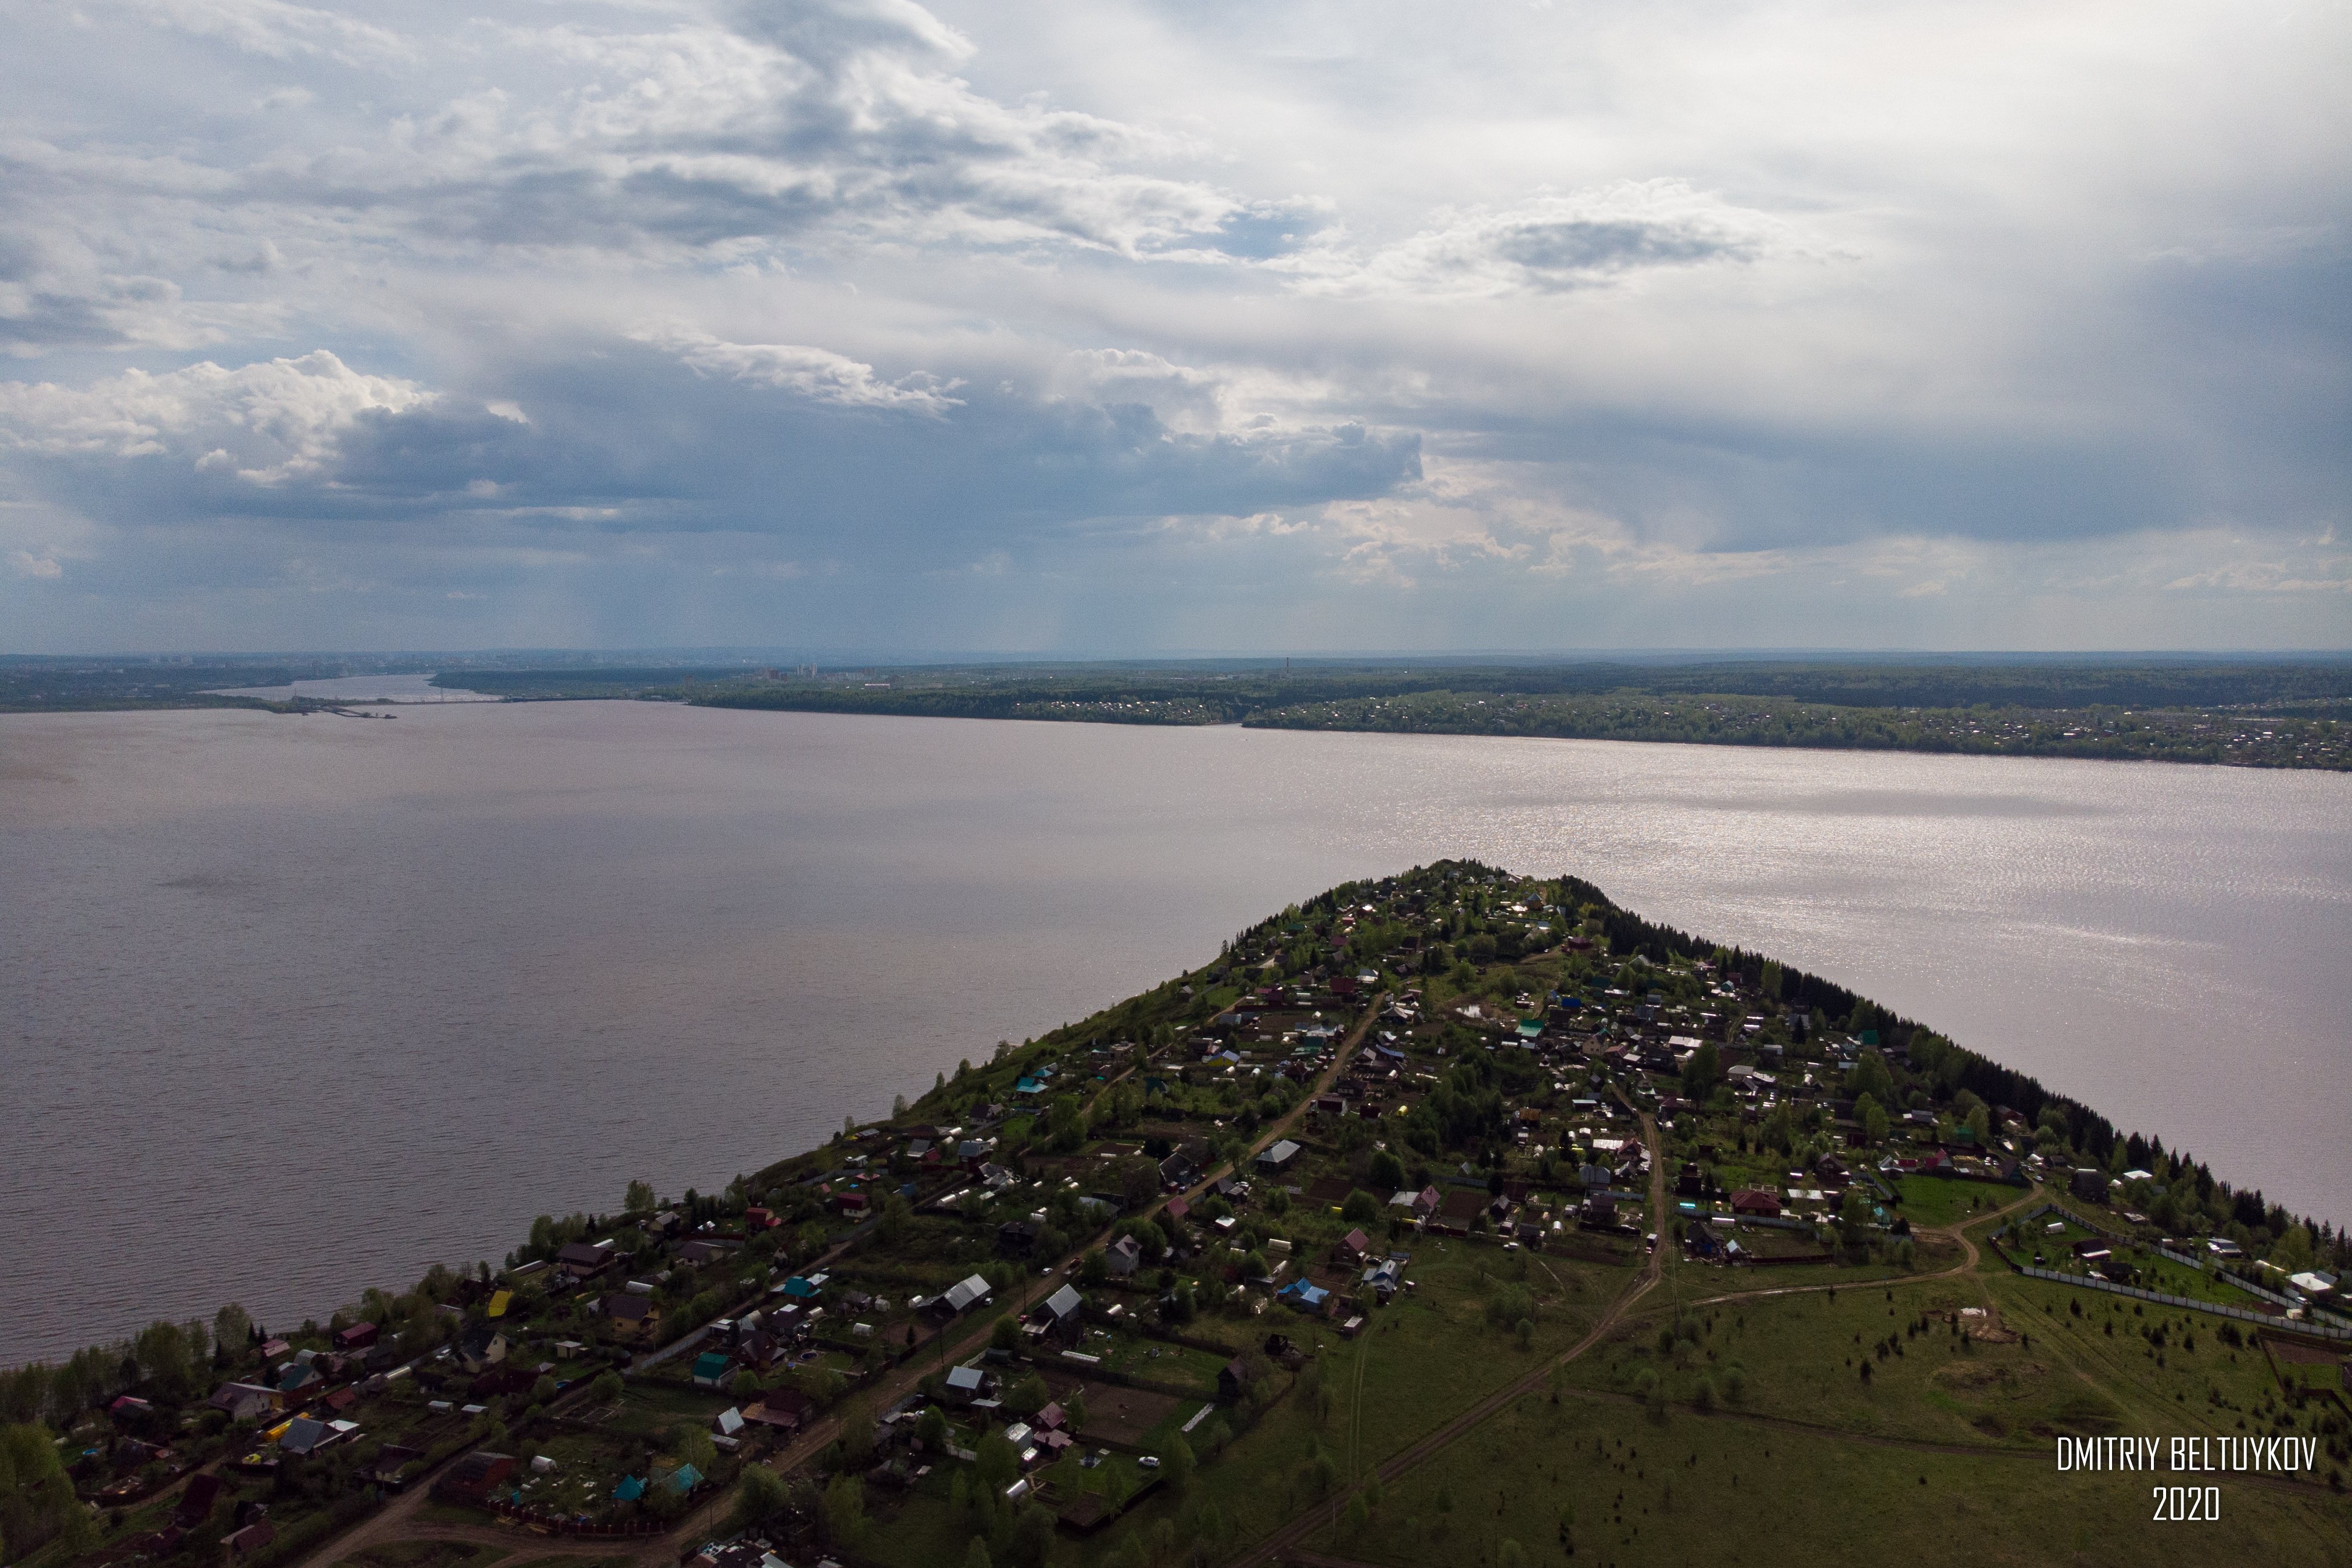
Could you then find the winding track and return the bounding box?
[1228,1142,2067,1566]
[1225,1106,1672,1568]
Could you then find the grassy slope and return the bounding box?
[1316,1208,2350,1567]
[1347,1391,2347,1568]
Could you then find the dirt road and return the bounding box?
[1227,1103,1670,1567]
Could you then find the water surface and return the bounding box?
[3,703,2346,1362]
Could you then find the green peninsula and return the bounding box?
[4,864,2349,1568]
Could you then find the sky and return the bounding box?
[0,0,2346,655]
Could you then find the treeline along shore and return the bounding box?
[5,863,2348,1568]
[569,657,2347,769]
[7,655,2351,769]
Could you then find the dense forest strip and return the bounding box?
[1236,689,2352,769]
[681,665,2352,770]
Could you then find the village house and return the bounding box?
[436,1450,515,1506]
[928,1273,992,1319]
[746,1385,813,1432]
[224,1517,274,1558]
[554,1241,611,1281]
[599,1293,660,1343]
[1390,1186,1442,1221]
[369,1445,424,1489]
[455,1325,508,1371]
[943,1364,989,1406]
[206,1383,279,1423]
[1276,1278,1331,1314]
[1028,1283,1087,1345]
[173,1473,223,1530]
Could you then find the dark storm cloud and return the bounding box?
[0,340,1418,559]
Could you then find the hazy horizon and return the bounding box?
[10,646,2352,666]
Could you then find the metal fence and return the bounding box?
[2012,1266,2352,1341]
[2212,1270,2300,1309]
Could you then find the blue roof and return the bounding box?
[782,1276,820,1298]
[666,1463,702,1493]
[613,1475,645,1502]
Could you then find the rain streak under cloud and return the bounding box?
[0,0,2346,652]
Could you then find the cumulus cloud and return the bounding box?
[0,351,432,482]
[328,1,1243,258]
[641,326,963,413]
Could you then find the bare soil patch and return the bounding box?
[1076,1384,1182,1446]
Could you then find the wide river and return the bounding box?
[3,702,2347,1362]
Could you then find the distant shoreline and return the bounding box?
[8,655,2349,772]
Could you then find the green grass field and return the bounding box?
[855,1239,1641,1567]
[1896,1176,2015,1228]
[1329,1389,2349,1568]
